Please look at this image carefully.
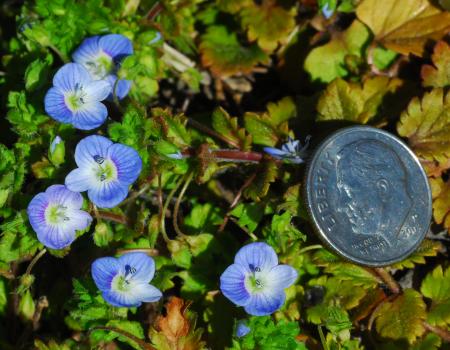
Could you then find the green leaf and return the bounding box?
[234,316,307,350]
[397,89,450,175]
[411,333,441,350]
[244,160,279,201]
[240,0,296,52]
[356,0,450,57]
[200,25,269,76]
[422,41,450,88]
[421,265,450,326]
[304,20,370,83]
[244,97,296,146]
[391,239,443,270]
[373,289,426,344]
[430,177,450,232]
[0,212,41,263]
[317,77,402,124]
[231,203,265,233]
[24,55,53,91]
[212,107,252,150]
[372,46,398,70]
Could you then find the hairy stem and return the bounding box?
[372,267,400,294]
[25,249,47,276]
[423,321,450,342]
[187,118,241,148]
[160,176,184,242]
[96,210,129,225]
[173,172,194,238]
[182,147,263,163]
[90,326,155,350]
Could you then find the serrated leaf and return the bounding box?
[373,289,426,344]
[397,89,450,174]
[24,55,53,91]
[244,97,296,146]
[150,297,206,350]
[324,262,380,288]
[430,177,450,231]
[317,77,402,123]
[422,41,450,88]
[240,0,296,52]
[356,0,450,57]
[244,160,278,201]
[304,20,370,83]
[391,239,442,270]
[421,265,450,326]
[200,25,269,77]
[211,107,252,150]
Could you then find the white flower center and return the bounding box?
[45,204,70,225]
[92,155,118,183]
[65,83,87,111]
[111,264,137,292]
[84,51,114,80]
[245,264,266,293]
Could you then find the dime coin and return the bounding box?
[305,126,432,266]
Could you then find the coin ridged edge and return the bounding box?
[303,126,432,267]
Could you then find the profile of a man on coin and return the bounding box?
[335,140,413,245]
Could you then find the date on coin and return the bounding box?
[305,126,432,267]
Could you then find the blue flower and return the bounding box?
[65,135,142,209]
[27,185,92,250]
[50,135,62,153]
[220,242,298,316]
[44,63,111,130]
[91,252,162,307]
[321,3,334,19]
[236,321,251,337]
[263,136,311,164]
[73,34,133,100]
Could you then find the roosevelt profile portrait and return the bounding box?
[335,140,412,244]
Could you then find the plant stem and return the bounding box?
[187,118,241,148]
[25,249,47,276]
[96,210,129,225]
[182,148,263,163]
[173,172,194,238]
[160,176,184,242]
[218,173,256,233]
[90,326,156,350]
[298,244,323,254]
[372,267,400,294]
[423,321,450,342]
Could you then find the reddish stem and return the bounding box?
[181,148,263,163]
[96,211,129,225]
[423,321,450,342]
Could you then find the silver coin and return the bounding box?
[305,126,432,266]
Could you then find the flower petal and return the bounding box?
[220,264,251,306]
[37,225,76,250]
[27,192,50,235]
[263,147,288,158]
[234,242,278,273]
[87,181,129,208]
[74,135,113,168]
[99,34,133,59]
[72,102,108,130]
[44,87,73,123]
[130,283,162,303]
[108,143,142,185]
[53,63,92,92]
[118,252,156,282]
[106,74,132,100]
[244,290,286,316]
[65,208,92,232]
[45,184,83,209]
[266,265,298,290]
[72,36,101,65]
[84,80,112,103]
[91,257,120,291]
[101,289,141,308]
[65,168,96,193]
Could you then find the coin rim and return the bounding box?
[304,126,432,267]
